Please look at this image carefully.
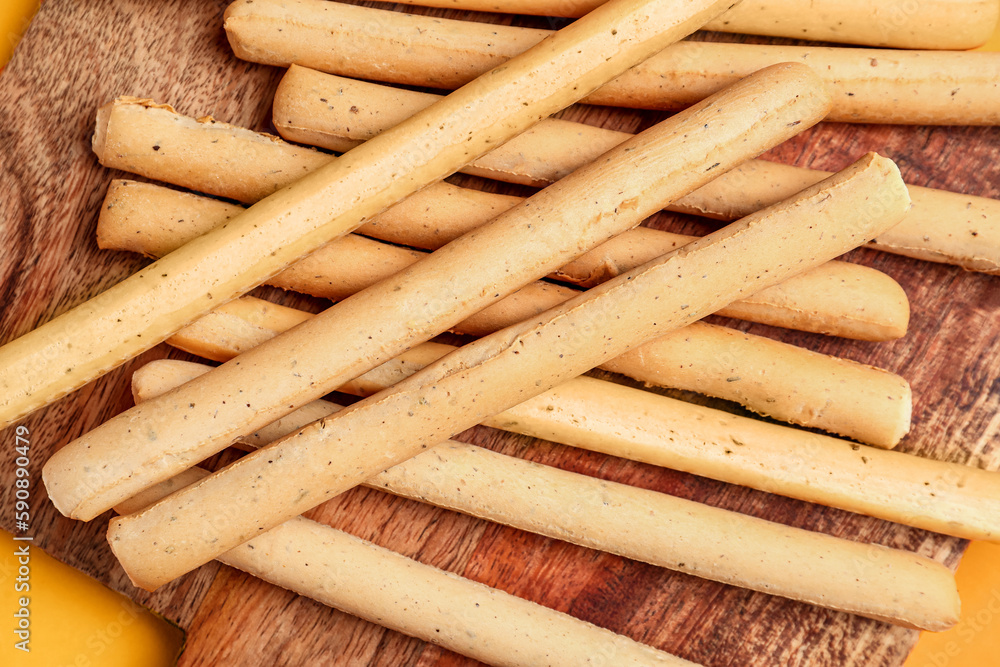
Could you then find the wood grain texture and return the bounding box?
[0,0,997,665]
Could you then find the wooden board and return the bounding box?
[0,0,998,665]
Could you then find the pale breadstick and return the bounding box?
[599,322,913,448]
[557,228,909,340]
[663,159,1000,274]
[273,69,627,188]
[226,0,1000,124]
[100,179,909,340]
[386,0,999,50]
[165,295,912,448]
[97,73,1000,276]
[114,467,695,667]
[46,63,830,522]
[275,67,1000,274]
[127,360,963,631]
[2,0,732,428]
[137,357,996,543]
[106,153,911,590]
[100,182,911,444]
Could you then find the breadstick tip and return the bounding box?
[757,61,833,119]
[92,102,112,161]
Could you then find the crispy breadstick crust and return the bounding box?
[92,71,1000,276]
[47,63,831,523]
[114,465,696,666]
[101,181,910,444]
[136,356,990,545]
[106,154,910,590]
[99,179,909,340]
[4,0,736,427]
[226,0,1000,124]
[166,294,911,448]
[273,67,1000,274]
[386,0,999,49]
[125,358,963,632]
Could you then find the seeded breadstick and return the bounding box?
[136,357,993,543]
[100,179,909,340]
[113,466,696,667]
[106,153,910,590]
[3,0,734,428]
[663,159,1000,274]
[275,67,1000,274]
[386,0,999,50]
[46,63,830,522]
[95,76,1000,276]
[126,360,964,632]
[165,294,912,448]
[100,181,912,443]
[226,0,1000,124]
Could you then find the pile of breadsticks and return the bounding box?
[1,0,996,663]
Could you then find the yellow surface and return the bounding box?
[0,530,185,665]
[0,0,38,68]
[906,540,1000,667]
[974,12,1000,51]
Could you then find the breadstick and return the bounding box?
[386,0,999,50]
[136,357,995,543]
[100,179,909,340]
[275,67,1000,274]
[225,0,1000,124]
[105,153,911,590]
[127,361,963,631]
[100,181,912,444]
[665,159,1000,274]
[2,0,733,428]
[165,295,912,448]
[97,74,1000,276]
[114,467,696,667]
[45,63,830,522]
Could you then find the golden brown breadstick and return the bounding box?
[3,0,732,428]
[100,179,909,340]
[46,63,830,522]
[226,0,1000,124]
[106,153,910,590]
[127,359,963,632]
[136,357,995,544]
[99,181,912,444]
[600,322,914,448]
[386,0,999,49]
[273,68,628,188]
[667,159,1000,274]
[165,294,912,448]
[114,465,696,666]
[275,67,1000,274]
[98,72,1000,276]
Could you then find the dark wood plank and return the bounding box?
[1,0,998,665]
